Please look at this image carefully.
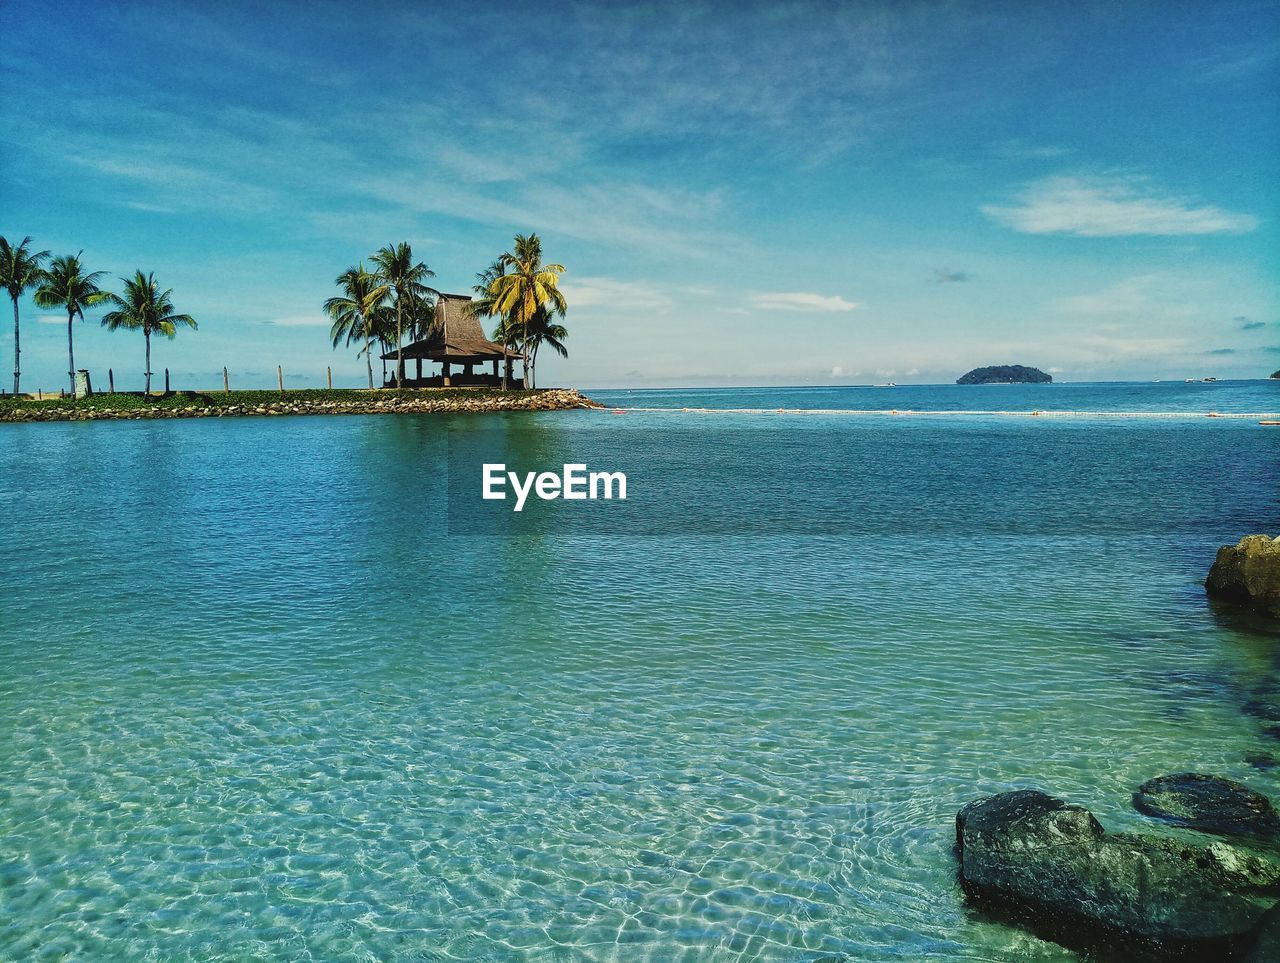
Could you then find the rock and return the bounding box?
[1245,902,1280,961]
[1206,535,1280,611]
[1206,840,1280,888]
[956,789,1280,956]
[1134,773,1280,839]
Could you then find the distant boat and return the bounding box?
[1202,377,1217,382]
[1184,378,1196,383]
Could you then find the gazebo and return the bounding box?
[380,293,523,387]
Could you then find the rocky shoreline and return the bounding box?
[0,388,602,422]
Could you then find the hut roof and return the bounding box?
[381,293,519,362]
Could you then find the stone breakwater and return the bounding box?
[0,389,602,422]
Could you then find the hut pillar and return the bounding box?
[442,361,451,387]
[415,358,422,380]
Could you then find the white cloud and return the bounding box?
[983,176,1258,237]
[830,365,845,376]
[749,292,860,312]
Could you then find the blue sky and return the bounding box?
[2,0,1277,389]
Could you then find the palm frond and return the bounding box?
[0,235,51,300]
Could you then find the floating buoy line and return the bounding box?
[597,407,1280,422]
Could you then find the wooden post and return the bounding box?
[108,368,114,393]
[278,365,284,396]
[327,366,332,390]
[223,367,229,395]
[164,368,170,393]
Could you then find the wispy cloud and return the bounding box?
[1241,320,1267,331]
[932,268,970,283]
[560,276,675,312]
[991,140,1071,161]
[983,176,1258,237]
[1208,347,1236,355]
[1194,38,1280,82]
[263,315,330,327]
[749,292,860,312]
[1055,274,1191,317]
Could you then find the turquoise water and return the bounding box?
[2,382,1279,960]
[589,379,1280,414]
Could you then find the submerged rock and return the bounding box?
[1134,773,1280,840]
[1206,535,1280,612]
[956,789,1280,956]
[1246,903,1280,962]
[1246,753,1278,771]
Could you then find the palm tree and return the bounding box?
[0,235,49,395]
[324,264,390,389]
[370,242,437,388]
[99,271,197,394]
[488,234,567,388]
[472,258,509,387]
[34,252,110,394]
[471,258,506,320]
[524,307,568,390]
[407,291,436,343]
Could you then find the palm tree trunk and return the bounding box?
[144,329,152,395]
[531,343,539,390]
[395,300,403,389]
[11,296,20,395]
[365,332,374,390]
[523,309,531,390]
[67,310,76,395]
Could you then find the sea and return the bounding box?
[1,380,1278,961]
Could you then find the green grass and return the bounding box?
[0,387,541,413]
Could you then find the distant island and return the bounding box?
[1272,370,1280,379]
[957,365,1052,385]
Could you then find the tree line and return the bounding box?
[3,229,571,397]
[1,236,196,395]
[326,233,568,390]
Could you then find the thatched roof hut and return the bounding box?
[381,293,519,364]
